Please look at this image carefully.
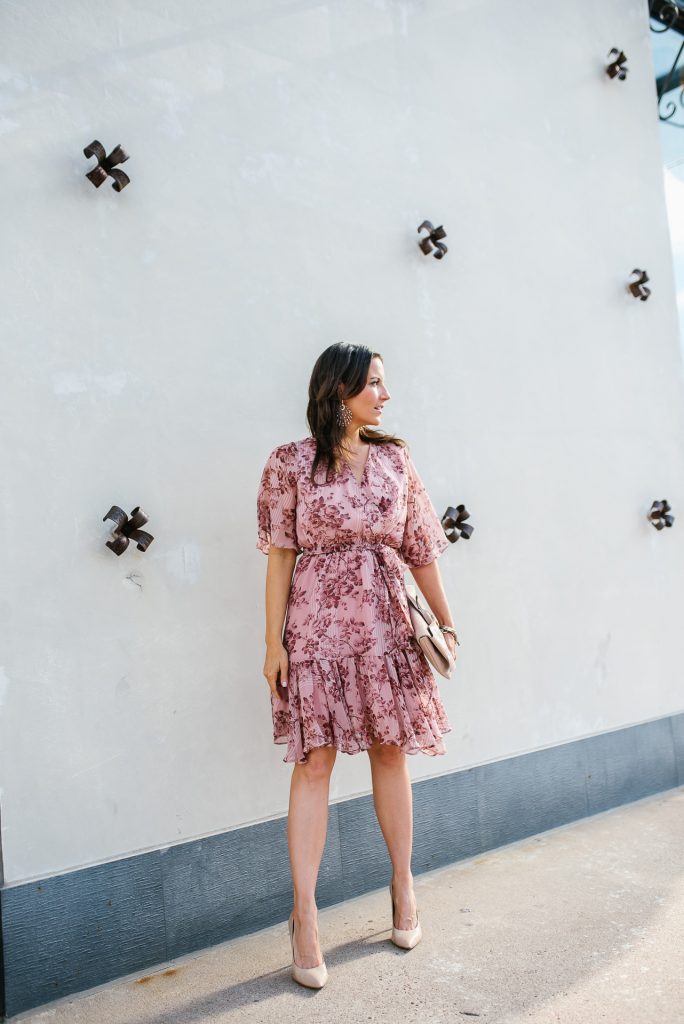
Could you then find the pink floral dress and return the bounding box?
[256,435,453,764]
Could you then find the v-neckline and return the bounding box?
[343,442,372,487]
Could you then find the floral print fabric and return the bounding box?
[256,435,452,763]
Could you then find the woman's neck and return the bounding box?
[341,427,364,451]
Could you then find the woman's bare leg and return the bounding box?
[288,745,337,967]
[367,742,418,929]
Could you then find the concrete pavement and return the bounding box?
[12,785,684,1024]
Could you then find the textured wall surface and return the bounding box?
[1,0,683,885]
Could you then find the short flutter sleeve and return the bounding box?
[256,443,299,555]
[399,447,449,569]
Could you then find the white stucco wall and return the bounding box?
[1,0,683,885]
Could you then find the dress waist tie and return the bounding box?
[299,541,399,558]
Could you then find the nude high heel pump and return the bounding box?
[389,881,422,949]
[288,911,328,989]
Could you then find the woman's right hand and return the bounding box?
[263,641,290,699]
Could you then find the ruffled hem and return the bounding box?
[270,639,452,765]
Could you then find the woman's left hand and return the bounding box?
[444,631,458,659]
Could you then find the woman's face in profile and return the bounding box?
[344,356,391,428]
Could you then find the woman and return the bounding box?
[256,342,458,989]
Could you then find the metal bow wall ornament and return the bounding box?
[417,220,448,259]
[84,140,130,192]
[606,48,628,80]
[103,506,154,555]
[627,268,650,300]
[441,505,473,542]
[648,499,674,530]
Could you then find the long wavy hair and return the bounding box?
[306,342,406,484]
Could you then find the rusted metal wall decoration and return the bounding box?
[627,268,651,300]
[441,505,473,542]
[606,48,628,80]
[648,499,675,529]
[84,140,130,191]
[102,506,154,555]
[417,220,448,259]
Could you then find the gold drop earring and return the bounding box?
[337,401,353,427]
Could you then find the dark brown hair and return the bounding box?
[306,342,406,484]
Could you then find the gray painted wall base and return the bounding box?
[2,712,683,1019]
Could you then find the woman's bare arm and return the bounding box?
[265,547,297,642]
[408,558,458,656]
[263,547,298,695]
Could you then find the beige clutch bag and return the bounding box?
[405,582,456,679]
